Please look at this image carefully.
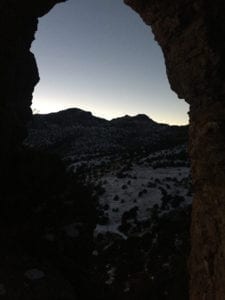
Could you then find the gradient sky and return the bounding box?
[31,0,189,125]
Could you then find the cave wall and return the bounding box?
[0,0,225,299]
[0,0,65,175]
[125,1,225,299]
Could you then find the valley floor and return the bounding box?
[68,145,192,299]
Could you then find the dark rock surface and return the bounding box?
[0,148,97,299]
[0,0,225,298]
[0,0,65,178]
[125,1,225,299]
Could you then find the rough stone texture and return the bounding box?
[125,1,225,299]
[0,0,225,298]
[0,0,65,177]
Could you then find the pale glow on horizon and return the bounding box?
[31,0,189,126]
[32,94,189,125]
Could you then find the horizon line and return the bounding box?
[32,106,189,127]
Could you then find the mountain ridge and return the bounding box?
[33,108,187,127]
[26,107,188,158]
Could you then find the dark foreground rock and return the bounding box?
[0,148,97,299]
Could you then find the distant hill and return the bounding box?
[30,108,107,128]
[23,108,191,298]
[25,108,188,159]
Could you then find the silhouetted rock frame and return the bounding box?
[0,0,225,298]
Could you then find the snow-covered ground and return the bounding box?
[68,145,191,239]
[67,144,192,296]
[95,164,191,239]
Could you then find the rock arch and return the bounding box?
[1,0,225,298]
[125,1,225,299]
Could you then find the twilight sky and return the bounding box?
[31,0,189,125]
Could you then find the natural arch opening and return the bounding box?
[31,0,189,126]
[2,0,224,299]
[23,1,192,299]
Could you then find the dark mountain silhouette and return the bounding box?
[25,108,188,158]
[31,108,107,128]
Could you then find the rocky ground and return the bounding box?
[68,144,192,299]
[0,110,192,299]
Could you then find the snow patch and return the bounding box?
[105,266,116,285]
[25,269,45,280]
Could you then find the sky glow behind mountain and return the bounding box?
[31,0,189,125]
